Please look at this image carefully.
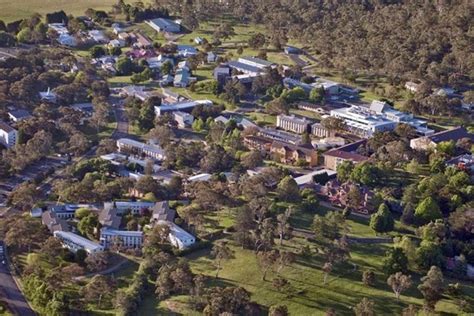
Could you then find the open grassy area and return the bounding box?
[0,0,122,22]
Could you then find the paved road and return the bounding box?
[288,53,308,67]
[111,101,130,140]
[0,243,36,316]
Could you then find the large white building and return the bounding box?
[0,121,18,148]
[276,114,311,134]
[54,231,104,254]
[156,220,195,250]
[146,18,181,33]
[100,228,143,249]
[330,101,433,138]
[154,100,212,116]
[117,138,166,160]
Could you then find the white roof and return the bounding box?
[117,138,165,156]
[157,220,195,242]
[188,173,211,182]
[54,231,103,252]
[293,169,337,186]
[101,228,143,238]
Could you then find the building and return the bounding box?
[293,169,337,187]
[177,45,198,57]
[108,39,126,48]
[238,56,275,69]
[410,126,474,151]
[151,201,176,222]
[283,78,314,93]
[214,115,258,130]
[0,121,18,148]
[322,140,368,170]
[156,220,195,249]
[174,68,196,87]
[243,135,273,152]
[405,81,420,93]
[318,180,376,214]
[284,46,302,55]
[207,52,217,63]
[100,228,143,249]
[154,100,212,116]
[227,60,263,76]
[50,204,93,219]
[276,114,312,134]
[270,141,318,166]
[134,32,153,48]
[58,33,77,47]
[88,30,108,43]
[188,173,212,182]
[173,111,194,128]
[54,231,104,254]
[120,85,151,101]
[42,210,68,233]
[311,123,331,138]
[213,66,231,85]
[194,37,203,44]
[312,78,342,95]
[258,127,302,145]
[146,18,181,33]
[98,207,121,229]
[117,138,166,160]
[8,109,31,122]
[39,88,57,103]
[103,200,155,216]
[446,154,474,173]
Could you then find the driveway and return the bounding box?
[0,243,36,316]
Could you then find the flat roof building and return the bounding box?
[154,100,212,116]
[146,18,181,33]
[54,231,104,254]
[0,121,17,148]
[276,114,312,134]
[156,220,195,250]
[100,228,143,249]
[117,138,166,160]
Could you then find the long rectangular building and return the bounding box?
[100,228,143,249]
[154,100,212,116]
[54,231,104,254]
[276,114,312,134]
[116,138,165,160]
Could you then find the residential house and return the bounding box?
[58,33,77,47]
[120,85,151,101]
[112,23,125,34]
[88,30,108,43]
[146,18,181,33]
[207,52,217,63]
[108,39,126,48]
[446,154,474,173]
[54,231,104,254]
[194,37,203,44]
[156,220,195,249]
[410,126,474,151]
[174,68,195,87]
[177,45,198,58]
[0,121,18,148]
[322,140,368,170]
[134,32,153,49]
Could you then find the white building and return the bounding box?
[103,201,155,215]
[156,220,195,250]
[311,123,331,138]
[405,81,420,93]
[0,121,18,148]
[100,228,143,249]
[276,114,311,134]
[39,88,57,103]
[120,85,151,101]
[238,56,275,69]
[312,78,342,95]
[173,111,194,128]
[88,30,108,43]
[154,100,212,116]
[108,39,126,48]
[58,33,77,47]
[116,138,166,160]
[146,18,181,33]
[188,173,212,182]
[54,231,104,254]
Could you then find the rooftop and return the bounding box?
[0,121,15,133]
[54,231,103,252]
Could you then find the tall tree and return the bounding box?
[387,272,412,300]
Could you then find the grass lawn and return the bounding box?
[0,0,124,22]
[246,111,276,126]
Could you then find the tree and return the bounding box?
[211,241,234,279]
[336,161,354,182]
[138,101,156,132]
[248,33,266,49]
[321,116,346,135]
[0,31,15,47]
[240,151,263,169]
[353,298,375,316]
[416,241,444,270]
[78,213,99,240]
[362,270,376,287]
[370,203,394,234]
[387,272,412,300]
[269,304,289,316]
[82,275,116,308]
[322,261,332,285]
[382,247,409,275]
[309,87,324,103]
[276,176,300,202]
[40,237,64,261]
[258,250,279,281]
[90,45,106,58]
[276,208,292,245]
[402,304,418,316]
[418,266,444,312]
[85,251,109,272]
[116,57,135,76]
[415,197,442,224]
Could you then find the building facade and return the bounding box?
[0,121,17,148]
[276,115,312,134]
[100,228,143,249]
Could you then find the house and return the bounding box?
[30,208,43,218]
[405,81,420,93]
[283,78,313,93]
[177,45,198,57]
[174,68,196,87]
[146,18,181,33]
[156,220,195,249]
[54,231,104,254]
[58,33,77,47]
[194,37,203,44]
[270,141,318,166]
[134,32,153,49]
[207,52,217,63]
[88,30,108,43]
[322,140,368,170]
[177,60,191,71]
[410,127,474,151]
[39,88,57,103]
[42,210,68,233]
[120,85,151,101]
[276,114,312,134]
[100,228,143,249]
[284,46,302,55]
[151,201,176,222]
[8,109,31,122]
[213,66,231,85]
[108,39,126,48]
[318,180,376,214]
[434,87,456,97]
[103,201,155,216]
[117,138,166,160]
[0,121,18,148]
[159,74,174,86]
[48,23,69,35]
[173,111,194,128]
[112,23,125,34]
[118,32,132,42]
[155,100,212,116]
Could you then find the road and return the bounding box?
[0,242,36,316]
[111,99,130,140]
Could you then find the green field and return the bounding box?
[0,0,123,22]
